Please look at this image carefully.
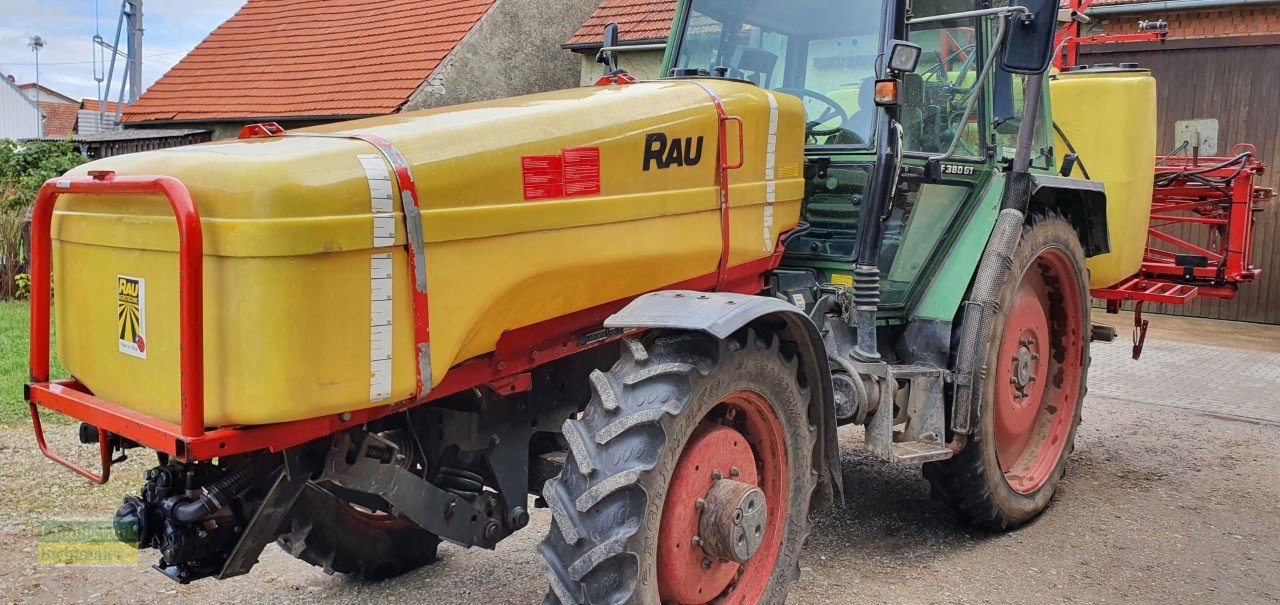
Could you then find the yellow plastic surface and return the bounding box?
[53,80,806,426]
[1049,68,1157,288]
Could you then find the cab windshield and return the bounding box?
[669,0,889,147]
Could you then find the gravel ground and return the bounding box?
[1,334,1278,604]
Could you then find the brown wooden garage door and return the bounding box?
[1081,39,1280,324]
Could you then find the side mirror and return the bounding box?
[597,22,620,75]
[1001,0,1059,75]
[886,40,922,73]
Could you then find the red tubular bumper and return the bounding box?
[27,173,206,477]
[27,173,409,470]
[29,172,205,437]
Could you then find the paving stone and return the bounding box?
[1089,336,1280,423]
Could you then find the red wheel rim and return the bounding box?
[992,247,1084,494]
[657,391,789,604]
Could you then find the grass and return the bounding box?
[0,300,68,426]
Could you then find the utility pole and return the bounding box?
[28,35,46,137]
[125,0,142,102]
[96,0,144,131]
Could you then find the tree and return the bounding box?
[0,139,86,299]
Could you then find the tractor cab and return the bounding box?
[664,0,1057,318]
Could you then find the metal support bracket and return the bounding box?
[1131,301,1149,361]
[217,449,319,579]
[863,363,954,464]
[324,431,507,549]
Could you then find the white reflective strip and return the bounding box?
[373,214,397,248]
[371,251,394,402]
[368,180,394,211]
[360,154,396,233]
[365,152,397,400]
[763,93,780,251]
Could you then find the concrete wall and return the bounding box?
[575,50,667,86]
[403,0,600,111]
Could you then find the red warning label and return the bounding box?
[522,147,601,201]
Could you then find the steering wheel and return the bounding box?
[947,110,982,157]
[777,88,850,140]
[922,44,978,90]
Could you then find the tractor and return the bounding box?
[26,0,1168,602]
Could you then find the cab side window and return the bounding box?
[902,21,985,158]
[992,69,1052,169]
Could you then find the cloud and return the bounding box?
[0,0,244,101]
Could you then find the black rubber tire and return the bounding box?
[924,214,1090,531]
[276,484,441,580]
[538,331,818,604]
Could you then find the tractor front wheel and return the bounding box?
[539,331,818,604]
[925,214,1090,530]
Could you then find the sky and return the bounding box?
[0,0,245,102]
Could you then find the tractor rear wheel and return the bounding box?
[277,480,441,580]
[539,331,818,604]
[925,215,1089,531]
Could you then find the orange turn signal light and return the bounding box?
[873,79,900,107]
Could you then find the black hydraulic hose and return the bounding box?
[1052,121,1092,181]
[1183,172,1233,201]
[170,455,281,524]
[1183,151,1251,176]
[1155,152,1251,193]
[779,222,812,250]
[1156,140,1189,165]
[1156,151,1251,181]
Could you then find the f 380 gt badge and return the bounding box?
[941,163,976,176]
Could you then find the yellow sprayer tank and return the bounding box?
[51,80,806,427]
[1049,65,1157,289]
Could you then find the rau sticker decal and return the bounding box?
[117,275,146,359]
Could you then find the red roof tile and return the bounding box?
[122,0,498,123]
[567,0,676,47]
[81,99,126,113]
[38,102,78,138]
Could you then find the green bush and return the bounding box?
[14,273,29,300]
[0,139,87,211]
[0,139,85,300]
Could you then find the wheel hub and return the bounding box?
[657,424,759,603]
[1010,336,1040,398]
[698,478,768,564]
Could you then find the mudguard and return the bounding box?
[605,290,843,505]
[1030,174,1109,257]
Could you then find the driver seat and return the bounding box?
[728,46,779,87]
